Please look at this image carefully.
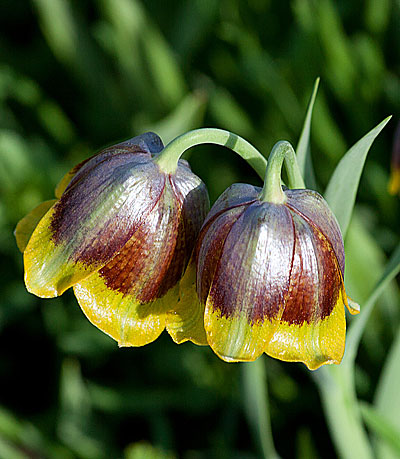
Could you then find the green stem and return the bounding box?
[153,128,267,179]
[242,357,280,459]
[260,141,305,203]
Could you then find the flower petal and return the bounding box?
[264,212,346,370]
[203,202,295,361]
[73,271,173,347]
[24,158,165,297]
[14,199,56,252]
[23,204,102,297]
[55,132,163,198]
[73,177,205,345]
[205,183,259,221]
[165,260,207,345]
[285,189,345,276]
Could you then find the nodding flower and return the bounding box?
[15,132,210,347]
[182,181,359,370]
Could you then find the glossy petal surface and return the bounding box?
[264,212,346,370]
[285,189,345,275]
[55,132,163,198]
[24,159,165,297]
[74,273,175,347]
[203,202,294,361]
[73,165,209,345]
[197,183,353,369]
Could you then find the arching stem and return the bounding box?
[260,141,305,203]
[153,128,267,180]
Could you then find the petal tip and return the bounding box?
[346,296,361,315]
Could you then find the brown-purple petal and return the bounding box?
[285,189,345,276]
[204,202,295,324]
[97,166,209,303]
[51,159,166,266]
[280,211,341,325]
[204,183,261,223]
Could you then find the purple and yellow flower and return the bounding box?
[178,183,359,370]
[15,132,209,346]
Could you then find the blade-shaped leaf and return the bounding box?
[374,323,400,459]
[343,242,400,367]
[296,77,319,189]
[324,116,391,237]
[315,243,400,459]
[359,402,400,457]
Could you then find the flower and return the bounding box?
[15,132,209,346]
[184,183,359,370]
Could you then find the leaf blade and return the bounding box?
[324,116,391,237]
[296,77,319,189]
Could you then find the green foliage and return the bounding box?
[1,0,399,458]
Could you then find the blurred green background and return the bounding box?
[0,0,399,458]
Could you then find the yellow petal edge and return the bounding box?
[74,270,181,347]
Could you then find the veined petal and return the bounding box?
[55,159,90,198]
[265,290,346,370]
[204,183,259,222]
[265,212,346,370]
[24,204,103,297]
[73,180,202,345]
[15,199,56,252]
[165,260,207,345]
[24,159,165,298]
[285,189,345,276]
[197,204,249,305]
[55,133,163,198]
[204,202,295,361]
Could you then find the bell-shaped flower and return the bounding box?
[15,133,209,347]
[190,181,359,370]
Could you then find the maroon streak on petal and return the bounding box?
[98,187,186,302]
[204,183,261,222]
[62,133,163,195]
[285,189,345,276]
[196,204,250,305]
[280,211,341,325]
[96,163,209,303]
[205,202,295,324]
[169,162,210,254]
[50,159,166,267]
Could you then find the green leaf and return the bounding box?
[315,242,400,459]
[324,116,391,237]
[314,365,374,459]
[344,242,400,367]
[374,323,400,459]
[296,77,319,189]
[359,402,400,458]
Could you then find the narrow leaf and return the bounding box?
[374,323,400,459]
[359,402,400,457]
[344,242,400,366]
[324,116,391,237]
[315,366,374,459]
[296,77,319,189]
